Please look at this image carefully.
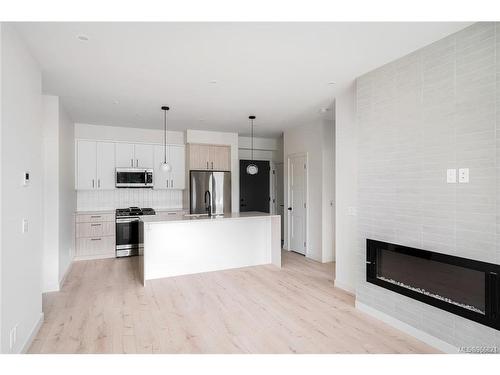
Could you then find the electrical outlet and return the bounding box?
[446,169,457,183]
[459,168,469,183]
[22,219,28,233]
[9,325,17,352]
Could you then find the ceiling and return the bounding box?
[14,22,471,137]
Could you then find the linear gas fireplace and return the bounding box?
[366,239,500,330]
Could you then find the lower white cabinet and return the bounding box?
[153,144,186,189]
[75,212,115,260]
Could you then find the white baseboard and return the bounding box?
[333,279,356,295]
[20,312,44,354]
[58,260,73,290]
[355,301,457,353]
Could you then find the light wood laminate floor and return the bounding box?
[28,251,437,354]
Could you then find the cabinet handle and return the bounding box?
[90,215,101,218]
[91,238,102,241]
[166,179,169,188]
[98,179,100,188]
[206,161,209,169]
[91,223,102,227]
[136,159,139,167]
[171,179,174,188]
[211,161,214,169]
[92,179,95,188]
[131,158,134,167]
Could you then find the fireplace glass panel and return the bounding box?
[376,248,486,314]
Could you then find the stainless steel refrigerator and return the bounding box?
[190,171,231,215]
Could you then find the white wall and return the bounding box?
[321,119,335,263]
[283,118,335,263]
[1,23,43,353]
[334,83,357,293]
[186,129,239,213]
[75,122,185,145]
[42,96,59,292]
[58,100,76,285]
[42,95,76,292]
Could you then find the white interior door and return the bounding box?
[288,154,307,255]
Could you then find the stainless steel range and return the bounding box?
[115,207,156,257]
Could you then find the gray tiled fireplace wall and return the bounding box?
[356,22,500,348]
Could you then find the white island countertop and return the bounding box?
[140,211,279,224]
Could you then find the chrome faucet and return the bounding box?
[204,190,212,217]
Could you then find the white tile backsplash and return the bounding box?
[77,189,184,211]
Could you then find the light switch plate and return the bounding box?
[446,169,457,183]
[22,219,28,233]
[459,168,469,183]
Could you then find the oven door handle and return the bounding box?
[116,217,140,223]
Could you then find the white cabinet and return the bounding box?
[115,143,135,168]
[115,143,153,168]
[169,145,186,189]
[134,144,154,168]
[96,142,115,189]
[75,212,115,260]
[76,140,115,190]
[76,140,97,190]
[153,144,186,190]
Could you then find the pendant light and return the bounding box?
[160,106,172,172]
[246,115,258,175]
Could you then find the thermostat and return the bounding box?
[23,172,30,186]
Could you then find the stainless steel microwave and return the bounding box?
[115,168,154,188]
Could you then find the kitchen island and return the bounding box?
[139,212,281,284]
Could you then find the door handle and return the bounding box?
[288,207,292,211]
[171,179,173,188]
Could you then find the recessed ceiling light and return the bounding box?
[209,80,218,84]
[113,99,119,105]
[328,81,336,85]
[77,34,89,42]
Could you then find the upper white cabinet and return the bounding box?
[77,140,97,190]
[76,140,185,190]
[96,142,115,189]
[115,143,135,168]
[115,143,153,168]
[153,144,186,190]
[76,140,115,190]
[134,144,154,169]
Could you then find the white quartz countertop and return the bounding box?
[140,211,280,224]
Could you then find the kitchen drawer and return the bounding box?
[76,236,115,257]
[76,221,115,238]
[76,213,114,223]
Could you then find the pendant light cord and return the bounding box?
[251,118,254,161]
[163,108,167,163]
